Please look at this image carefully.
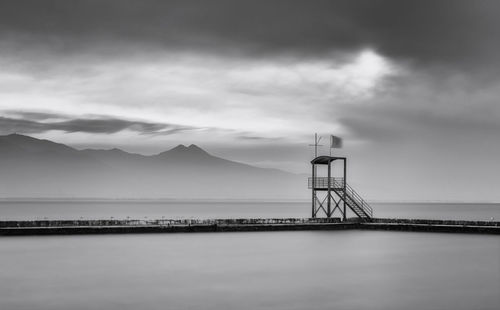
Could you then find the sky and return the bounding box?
[1,0,500,201]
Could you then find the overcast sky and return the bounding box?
[1,0,500,201]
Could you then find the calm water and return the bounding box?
[1,201,499,309]
[0,231,499,310]
[0,200,500,221]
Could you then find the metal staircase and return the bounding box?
[308,177,373,219]
[334,179,373,219]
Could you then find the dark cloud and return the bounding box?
[0,117,48,134]
[7,111,63,121]
[0,113,199,135]
[335,73,500,147]
[1,0,500,71]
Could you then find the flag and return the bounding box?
[330,135,342,148]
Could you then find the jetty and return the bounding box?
[1,218,499,235]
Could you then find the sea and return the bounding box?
[1,200,500,221]
[1,200,499,310]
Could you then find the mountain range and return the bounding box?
[0,134,306,199]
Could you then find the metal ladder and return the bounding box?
[331,178,373,219]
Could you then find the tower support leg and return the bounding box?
[327,162,331,217]
[311,164,315,218]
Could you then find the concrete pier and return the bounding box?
[1,218,499,236]
[360,218,500,234]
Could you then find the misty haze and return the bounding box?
[0,133,305,199]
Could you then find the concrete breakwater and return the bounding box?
[362,218,500,234]
[0,218,345,236]
[1,218,499,236]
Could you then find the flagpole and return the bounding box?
[315,133,318,157]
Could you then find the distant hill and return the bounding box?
[0,134,306,199]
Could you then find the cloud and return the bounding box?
[9,111,59,121]
[333,69,500,148]
[1,0,499,72]
[0,113,200,136]
[237,135,282,141]
[0,49,394,144]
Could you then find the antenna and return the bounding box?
[308,133,323,158]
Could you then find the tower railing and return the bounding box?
[308,177,344,189]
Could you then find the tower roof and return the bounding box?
[311,156,346,165]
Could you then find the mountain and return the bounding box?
[0,133,80,158]
[0,134,307,199]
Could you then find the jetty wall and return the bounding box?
[361,218,500,234]
[1,218,499,236]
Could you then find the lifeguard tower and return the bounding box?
[308,156,373,221]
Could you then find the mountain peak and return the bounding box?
[0,133,77,154]
[171,144,187,151]
[5,133,37,140]
[3,133,60,144]
[188,144,206,152]
[157,143,211,160]
[166,144,207,153]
